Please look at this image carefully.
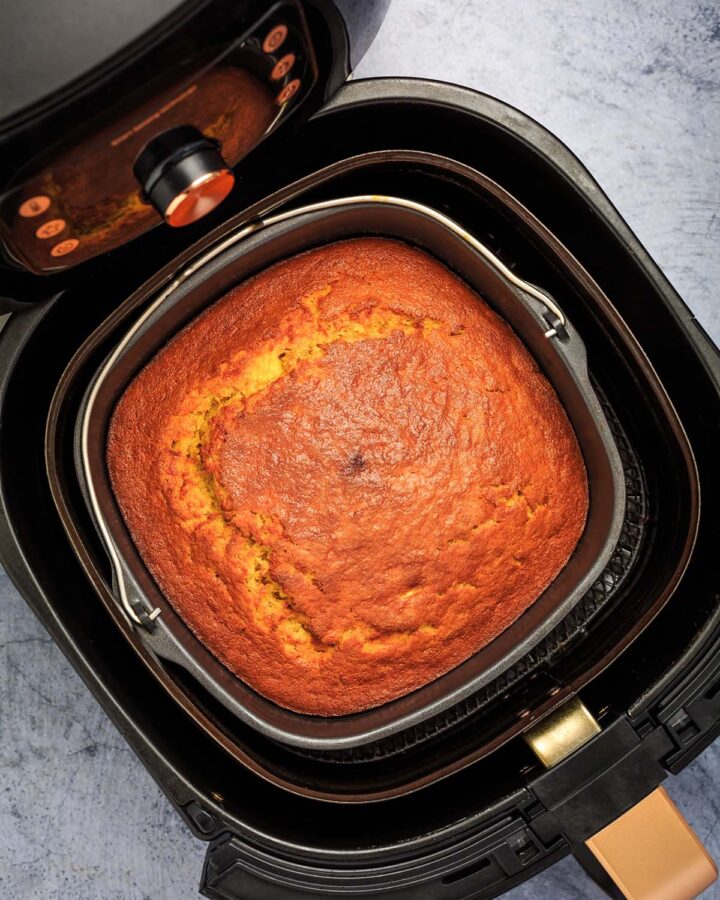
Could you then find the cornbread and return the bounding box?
[107,238,588,715]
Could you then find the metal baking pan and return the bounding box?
[76,195,626,750]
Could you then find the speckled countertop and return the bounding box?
[1,1,719,897]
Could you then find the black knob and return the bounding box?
[133,126,235,227]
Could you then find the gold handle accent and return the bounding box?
[525,699,718,899]
[524,696,601,766]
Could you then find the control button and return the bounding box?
[263,24,288,53]
[19,195,51,218]
[35,218,66,240]
[50,238,79,257]
[271,52,296,81]
[276,79,301,105]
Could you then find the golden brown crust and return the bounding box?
[107,238,588,715]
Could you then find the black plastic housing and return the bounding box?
[0,79,718,898]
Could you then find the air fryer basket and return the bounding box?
[43,149,700,799]
[77,195,626,750]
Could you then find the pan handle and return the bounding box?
[525,698,718,899]
[585,786,716,899]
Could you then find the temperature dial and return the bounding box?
[134,126,235,227]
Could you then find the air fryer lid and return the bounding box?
[0,1,391,282]
[78,194,626,750]
[1,0,191,122]
[1,2,319,275]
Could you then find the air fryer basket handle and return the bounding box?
[525,698,718,899]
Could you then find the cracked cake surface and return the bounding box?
[107,237,588,715]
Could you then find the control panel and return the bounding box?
[0,2,317,274]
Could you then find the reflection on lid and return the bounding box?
[2,67,276,272]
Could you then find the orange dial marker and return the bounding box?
[19,195,51,218]
[271,53,296,81]
[50,238,79,257]
[263,24,287,53]
[276,78,301,105]
[36,218,66,240]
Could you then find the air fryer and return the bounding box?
[1,3,719,898]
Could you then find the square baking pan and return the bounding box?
[75,195,626,750]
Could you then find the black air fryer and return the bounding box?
[1,2,719,898]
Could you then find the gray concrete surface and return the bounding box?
[1,0,719,897]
